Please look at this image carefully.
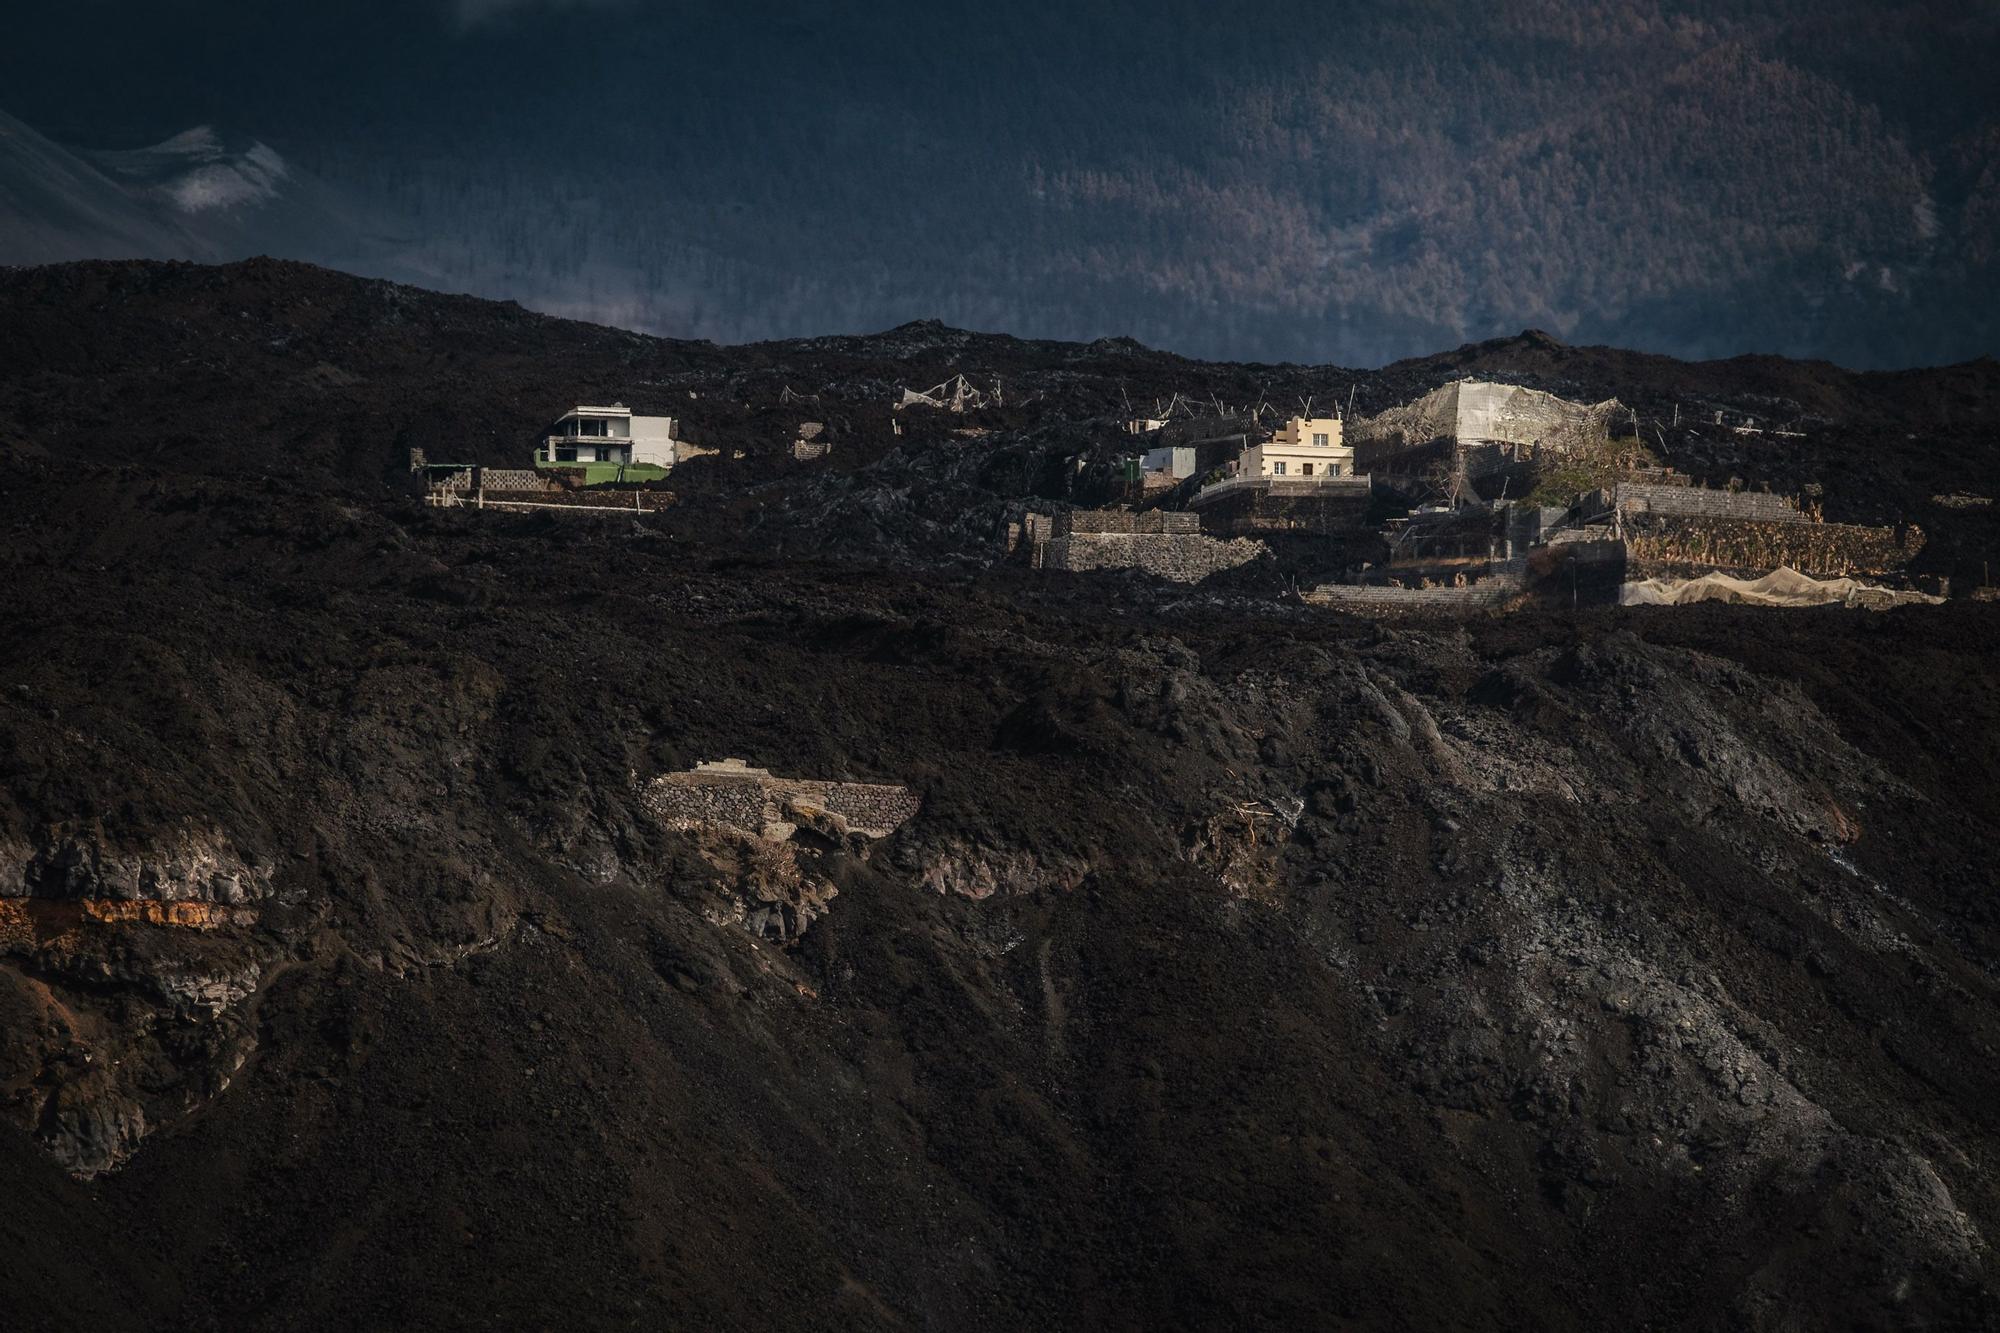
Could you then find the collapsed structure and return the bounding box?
[791,421,831,461]
[897,374,992,413]
[643,759,921,943]
[1350,379,1623,486]
[645,758,921,842]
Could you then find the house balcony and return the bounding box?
[540,439,632,465]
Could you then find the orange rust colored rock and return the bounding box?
[79,899,256,929]
[0,898,257,951]
[0,900,30,951]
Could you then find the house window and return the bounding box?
[1313,432,1329,447]
[555,446,578,463]
[1302,463,1314,476]
[1331,463,1343,477]
[1272,461,1287,476]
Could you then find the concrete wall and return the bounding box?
[630,415,679,469]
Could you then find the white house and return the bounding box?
[1238,416,1355,479]
[1141,445,1198,479]
[536,404,680,474]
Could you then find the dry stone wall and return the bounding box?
[644,760,920,840]
[1303,577,1523,614]
[1062,510,1202,535]
[1024,509,1267,583]
[479,489,673,512]
[1043,532,1267,582]
[478,468,559,493]
[1614,483,1802,523]
[1623,514,1923,578]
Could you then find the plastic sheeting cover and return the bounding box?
[1620,566,1941,610]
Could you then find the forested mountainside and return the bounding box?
[5,1,1996,367]
[3,260,2000,1329]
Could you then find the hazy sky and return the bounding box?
[4,2,1994,366]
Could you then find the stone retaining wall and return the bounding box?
[1614,482,1802,523]
[1303,577,1523,615]
[1623,514,1922,578]
[478,489,674,512]
[479,468,558,493]
[645,760,920,840]
[1041,531,1268,582]
[1015,509,1267,582]
[1061,510,1201,535]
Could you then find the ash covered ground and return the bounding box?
[3,260,2000,1330]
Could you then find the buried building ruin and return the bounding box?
[1350,379,1624,489]
[641,759,922,942]
[644,758,921,842]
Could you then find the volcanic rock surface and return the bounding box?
[1,260,1999,1329]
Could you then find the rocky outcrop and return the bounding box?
[677,826,840,943]
[0,826,273,903]
[917,841,1090,900]
[0,830,275,1177]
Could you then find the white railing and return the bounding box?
[1191,473,1372,505]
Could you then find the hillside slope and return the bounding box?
[1,261,1998,1330]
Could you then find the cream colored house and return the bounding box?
[1238,416,1354,479]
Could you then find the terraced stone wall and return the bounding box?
[1623,514,1923,578]
[1614,483,1802,523]
[1303,577,1523,614]
[645,769,920,839]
